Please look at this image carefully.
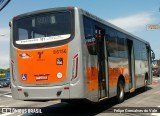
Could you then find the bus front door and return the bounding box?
[146,45,152,84]
[127,39,135,92]
[95,27,108,99]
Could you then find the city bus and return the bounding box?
[10,7,154,103]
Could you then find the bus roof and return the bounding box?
[13,7,75,20]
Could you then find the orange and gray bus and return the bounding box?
[10,7,154,103]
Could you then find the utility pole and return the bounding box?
[0,0,11,11]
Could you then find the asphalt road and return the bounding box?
[0,77,160,116]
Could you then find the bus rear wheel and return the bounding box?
[117,80,125,103]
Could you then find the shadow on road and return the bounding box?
[23,86,153,116]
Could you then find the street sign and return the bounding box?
[146,24,160,30]
[0,0,11,11]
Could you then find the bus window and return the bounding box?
[83,16,96,55]
[141,43,147,60]
[117,33,128,58]
[18,28,28,40]
[106,29,118,57]
[13,11,72,47]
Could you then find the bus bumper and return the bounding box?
[11,84,70,100]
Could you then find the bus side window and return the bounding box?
[83,16,97,55]
[117,32,128,58]
[141,44,147,60]
[106,29,118,57]
[134,40,148,61]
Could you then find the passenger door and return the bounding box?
[146,45,152,83]
[95,27,108,99]
[127,39,135,92]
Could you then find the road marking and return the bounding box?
[152,113,160,116]
[0,92,11,97]
[3,95,12,98]
[153,78,160,81]
[0,113,14,116]
[0,105,6,107]
[0,92,11,98]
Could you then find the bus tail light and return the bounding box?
[18,88,22,91]
[64,87,69,90]
[72,54,79,79]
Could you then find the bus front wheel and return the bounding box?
[143,78,148,91]
[117,80,125,103]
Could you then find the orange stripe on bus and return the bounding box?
[16,44,68,84]
[87,66,129,91]
[108,66,129,87]
[87,67,98,92]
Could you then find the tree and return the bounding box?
[5,68,10,72]
[0,69,5,74]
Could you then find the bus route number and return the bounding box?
[53,49,67,54]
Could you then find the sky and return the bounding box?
[0,0,160,69]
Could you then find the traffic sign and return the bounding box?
[146,24,160,30]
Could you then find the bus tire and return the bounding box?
[117,80,125,103]
[143,78,148,91]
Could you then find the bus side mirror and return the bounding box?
[9,21,11,27]
[151,52,155,60]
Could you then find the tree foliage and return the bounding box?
[0,68,10,78]
[0,69,6,74]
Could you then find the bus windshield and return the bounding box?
[13,11,72,45]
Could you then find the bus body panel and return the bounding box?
[68,8,85,99]
[11,84,70,100]
[10,7,153,102]
[108,57,129,97]
[79,9,99,102]
[135,60,149,88]
[11,7,86,100]
[16,44,68,85]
